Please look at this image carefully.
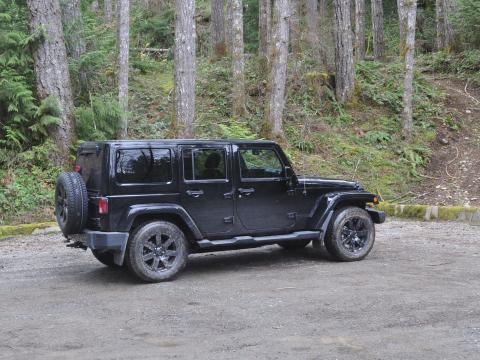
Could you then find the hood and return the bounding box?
[297,176,364,191]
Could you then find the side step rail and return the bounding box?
[197,231,321,250]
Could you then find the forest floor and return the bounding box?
[414,75,480,207]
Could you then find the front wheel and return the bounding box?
[324,207,375,261]
[125,221,189,282]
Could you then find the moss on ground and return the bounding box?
[0,222,57,238]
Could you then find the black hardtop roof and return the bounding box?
[81,139,277,147]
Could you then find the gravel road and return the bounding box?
[1,220,479,359]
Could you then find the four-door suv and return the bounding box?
[55,140,385,282]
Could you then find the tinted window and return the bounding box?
[239,148,283,178]
[183,148,226,181]
[116,148,172,183]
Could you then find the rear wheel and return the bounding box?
[125,221,189,282]
[91,250,120,268]
[324,207,375,261]
[278,239,311,250]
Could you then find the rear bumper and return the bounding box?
[367,208,386,224]
[74,230,129,266]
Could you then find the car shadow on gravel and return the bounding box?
[181,245,333,277]
[75,245,333,285]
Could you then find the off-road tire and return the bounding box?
[278,239,311,250]
[125,221,189,282]
[324,207,375,261]
[91,249,120,268]
[55,172,88,236]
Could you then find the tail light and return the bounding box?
[98,197,108,215]
[74,164,81,173]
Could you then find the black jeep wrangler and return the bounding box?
[55,140,385,282]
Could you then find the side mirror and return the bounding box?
[284,166,297,189]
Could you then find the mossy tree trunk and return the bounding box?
[226,0,234,55]
[174,0,196,138]
[258,0,272,71]
[60,0,86,98]
[117,0,130,139]
[289,0,301,56]
[333,0,355,103]
[354,0,366,61]
[305,0,319,56]
[104,0,113,22]
[371,0,385,61]
[400,0,417,140]
[398,0,407,52]
[232,0,246,117]
[265,0,290,137]
[211,0,226,57]
[26,0,75,166]
[436,0,457,52]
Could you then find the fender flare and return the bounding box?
[308,191,378,240]
[121,203,203,240]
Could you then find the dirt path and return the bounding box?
[416,75,480,207]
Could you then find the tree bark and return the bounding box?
[26,0,75,166]
[400,0,417,140]
[265,0,290,137]
[174,0,196,138]
[90,0,99,12]
[117,0,130,139]
[289,0,301,55]
[319,0,333,71]
[259,0,272,68]
[104,0,113,22]
[231,0,246,117]
[211,0,226,57]
[354,0,366,61]
[305,0,319,55]
[398,0,408,52]
[371,0,385,61]
[225,0,234,55]
[60,0,86,97]
[436,0,457,52]
[333,0,355,103]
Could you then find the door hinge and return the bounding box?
[223,216,234,224]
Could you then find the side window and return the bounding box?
[239,148,283,179]
[116,148,172,183]
[183,148,227,181]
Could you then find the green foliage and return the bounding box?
[0,1,61,151]
[243,0,259,53]
[453,0,480,49]
[400,145,431,177]
[75,94,122,141]
[365,130,392,146]
[131,5,175,49]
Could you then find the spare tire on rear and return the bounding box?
[55,172,88,236]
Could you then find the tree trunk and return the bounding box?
[265,0,290,137]
[226,0,234,55]
[211,0,226,57]
[289,0,301,55]
[26,0,75,166]
[400,0,417,140]
[104,0,113,22]
[354,0,366,61]
[398,0,407,52]
[319,0,333,71]
[90,0,99,12]
[333,0,355,103]
[258,0,272,69]
[437,0,457,52]
[174,0,196,138]
[117,0,130,139]
[60,0,86,59]
[60,0,86,97]
[231,0,246,117]
[305,0,319,55]
[371,0,385,61]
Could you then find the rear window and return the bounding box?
[115,148,172,184]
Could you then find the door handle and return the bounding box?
[238,188,255,197]
[186,189,204,198]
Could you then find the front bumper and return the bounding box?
[366,208,386,224]
[71,230,129,266]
